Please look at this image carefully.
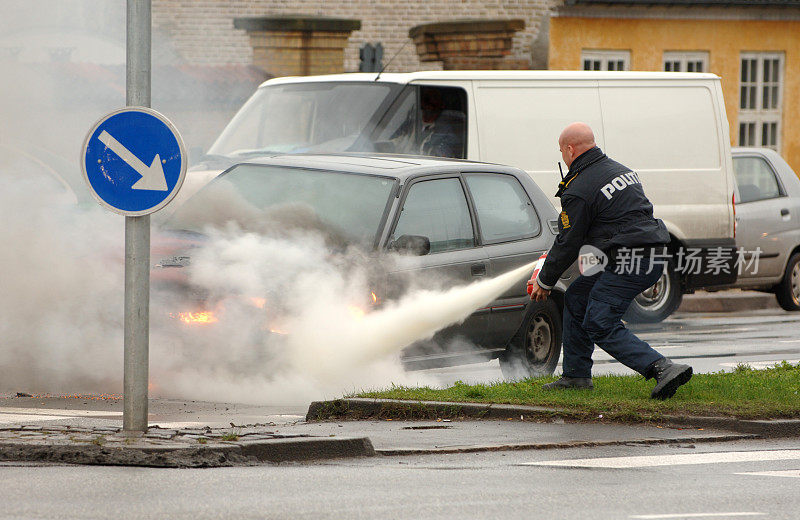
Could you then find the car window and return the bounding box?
[733,156,783,203]
[372,86,467,159]
[392,178,474,253]
[167,165,396,246]
[465,174,540,243]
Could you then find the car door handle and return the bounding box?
[471,263,487,276]
[781,208,790,216]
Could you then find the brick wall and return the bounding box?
[152,0,559,72]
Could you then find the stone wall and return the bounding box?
[152,0,558,73]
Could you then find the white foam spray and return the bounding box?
[146,228,534,405]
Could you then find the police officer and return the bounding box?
[529,122,692,400]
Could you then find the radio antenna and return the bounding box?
[375,39,410,81]
[558,162,565,180]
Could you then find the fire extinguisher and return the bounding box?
[526,252,549,295]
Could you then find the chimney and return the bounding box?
[234,16,361,77]
[409,19,528,70]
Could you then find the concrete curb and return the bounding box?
[0,432,375,467]
[237,437,376,463]
[678,291,779,313]
[308,398,800,439]
[663,415,800,438]
[307,398,570,422]
[376,434,755,456]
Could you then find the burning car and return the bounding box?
[155,153,571,379]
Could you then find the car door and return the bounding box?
[733,154,794,280]
[463,172,546,347]
[387,175,489,351]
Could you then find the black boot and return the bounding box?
[648,358,692,400]
[542,377,594,390]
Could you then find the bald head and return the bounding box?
[559,122,596,168]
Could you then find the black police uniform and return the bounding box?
[536,146,670,379]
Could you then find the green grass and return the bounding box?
[352,362,800,421]
[220,433,239,442]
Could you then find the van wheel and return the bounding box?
[775,253,800,311]
[623,262,682,324]
[499,299,562,380]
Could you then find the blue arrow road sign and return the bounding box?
[81,107,186,216]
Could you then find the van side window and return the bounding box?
[392,178,474,253]
[374,86,467,159]
[465,174,540,243]
[733,156,784,203]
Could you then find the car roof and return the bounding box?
[261,70,719,88]
[232,152,523,181]
[732,147,782,158]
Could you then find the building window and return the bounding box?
[663,51,708,72]
[581,50,630,71]
[738,52,783,151]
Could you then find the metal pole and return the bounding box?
[124,0,151,432]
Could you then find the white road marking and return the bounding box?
[778,339,800,343]
[0,414,66,425]
[683,327,753,335]
[0,408,121,425]
[521,450,800,468]
[629,513,765,519]
[735,469,800,478]
[0,408,121,417]
[150,422,208,429]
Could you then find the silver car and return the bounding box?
[731,147,800,311]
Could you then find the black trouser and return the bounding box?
[561,254,665,378]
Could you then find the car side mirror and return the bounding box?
[389,234,431,256]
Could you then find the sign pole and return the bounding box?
[124,0,151,432]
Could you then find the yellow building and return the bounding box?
[548,0,800,175]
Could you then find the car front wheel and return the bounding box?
[499,299,562,380]
[775,252,800,311]
[623,261,683,324]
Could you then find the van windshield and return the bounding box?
[208,82,398,157]
[207,82,467,159]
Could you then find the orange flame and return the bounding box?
[348,305,365,320]
[250,297,267,309]
[371,292,378,304]
[171,311,218,325]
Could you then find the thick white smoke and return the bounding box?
[0,0,534,405]
[147,227,533,404]
[0,174,124,392]
[0,178,531,404]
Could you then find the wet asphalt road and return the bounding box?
[1,438,798,520]
[421,309,800,386]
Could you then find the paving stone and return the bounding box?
[143,434,176,441]
[146,429,177,436]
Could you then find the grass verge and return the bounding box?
[350,362,800,421]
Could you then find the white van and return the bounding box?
[187,71,737,322]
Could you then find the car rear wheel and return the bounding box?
[499,299,562,380]
[623,261,683,324]
[775,252,800,312]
